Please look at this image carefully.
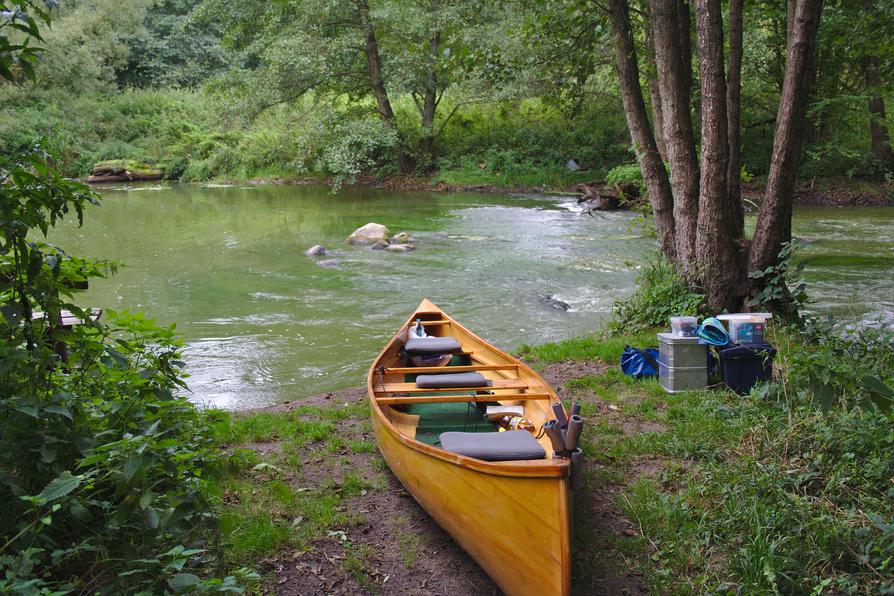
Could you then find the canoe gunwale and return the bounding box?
[368,300,572,480]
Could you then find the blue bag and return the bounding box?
[621,346,660,379]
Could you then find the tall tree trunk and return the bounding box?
[645,27,668,161]
[608,0,677,262]
[726,0,745,239]
[419,28,440,173]
[356,0,416,174]
[650,0,699,269]
[676,0,693,107]
[694,0,742,311]
[863,55,893,168]
[749,0,823,301]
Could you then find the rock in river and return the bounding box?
[317,259,341,269]
[385,244,415,253]
[346,223,391,245]
[370,240,389,250]
[304,244,327,256]
[390,231,414,244]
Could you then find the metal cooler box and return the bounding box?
[657,332,708,393]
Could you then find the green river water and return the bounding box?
[50,184,893,410]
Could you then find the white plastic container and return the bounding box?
[670,316,698,337]
[728,316,767,344]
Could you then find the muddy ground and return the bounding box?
[244,358,653,595]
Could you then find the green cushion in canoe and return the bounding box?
[407,402,496,445]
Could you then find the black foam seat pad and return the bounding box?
[405,336,462,356]
[439,430,546,461]
[415,372,493,388]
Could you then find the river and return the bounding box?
[50,184,894,409]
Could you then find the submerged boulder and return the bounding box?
[385,244,415,253]
[304,244,327,256]
[370,240,389,250]
[390,231,414,244]
[346,223,391,245]
[317,259,341,269]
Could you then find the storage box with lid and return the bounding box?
[657,332,708,393]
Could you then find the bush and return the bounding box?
[0,147,254,593]
[610,256,705,333]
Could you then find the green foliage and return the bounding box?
[434,98,630,185]
[0,147,254,593]
[0,0,54,82]
[117,0,228,89]
[605,162,645,195]
[748,240,809,319]
[771,319,894,418]
[32,0,155,92]
[609,256,705,333]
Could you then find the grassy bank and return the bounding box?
[205,324,893,594]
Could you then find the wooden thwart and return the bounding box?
[377,379,529,394]
[376,392,552,406]
[384,364,518,374]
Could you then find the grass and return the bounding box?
[343,543,378,592]
[205,404,380,565]
[517,329,658,363]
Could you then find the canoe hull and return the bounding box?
[368,299,574,595]
[370,411,571,596]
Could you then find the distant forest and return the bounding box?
[0,0,891,187]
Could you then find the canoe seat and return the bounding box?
[416,372,492,389]
[439,430,546,461]
[405,336,462,356]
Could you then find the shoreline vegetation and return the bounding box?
[88,173,894,209]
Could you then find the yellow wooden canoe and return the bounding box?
[368,299,575,596]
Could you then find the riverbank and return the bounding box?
[206,326,894,594]
[92,173,894,209]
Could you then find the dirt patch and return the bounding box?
[250,387,367,413]
[244,393,500,595]
[530,358,612,401]
[265,482,500,596]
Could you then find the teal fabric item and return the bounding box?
[697,317,731,346]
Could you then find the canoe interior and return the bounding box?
[369,299,567,466]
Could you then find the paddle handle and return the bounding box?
[543,420,567,456]
[564,415,583,452]
[552,402,568,428]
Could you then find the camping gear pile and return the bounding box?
[622,313,777,395]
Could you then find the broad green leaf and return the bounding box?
[139,491,154,509]
[168,573,200,592]
[808,382,835,414]
[863,376,894,416]
[123,456,143,482]
[15,405,38,418]
[37,470,81,502]
[69,500,92,523]
[39,443,56,464]
[44,405,72,420]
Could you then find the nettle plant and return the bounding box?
[0,147,255,594]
